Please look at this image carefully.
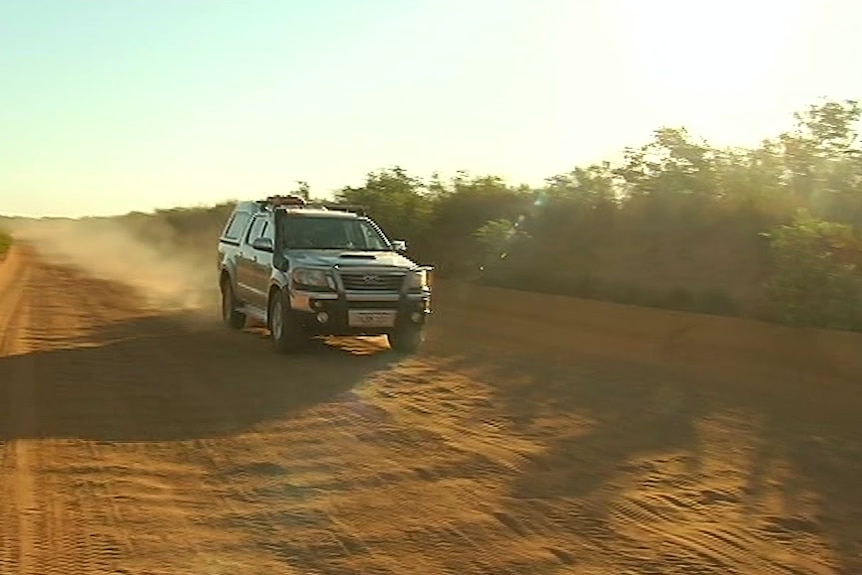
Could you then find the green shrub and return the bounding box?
[695,288,739,316]
[666,287,695,310]
[0,229,12,258]
[763,210,862,330]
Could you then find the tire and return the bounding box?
[221,278,246,330]
[387,323,425,354]
[269,289,306,354]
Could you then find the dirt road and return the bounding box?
[1,247,860,574]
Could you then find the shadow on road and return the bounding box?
[0,311,398,442]
[438,347,862,574]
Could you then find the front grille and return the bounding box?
[340,272,405,291]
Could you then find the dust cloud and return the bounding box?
[10,217,218,312]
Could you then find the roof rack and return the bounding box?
[254,195,369,217]
[257,194,307,210]
[309,203,368,217]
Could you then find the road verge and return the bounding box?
[435,279,862,385]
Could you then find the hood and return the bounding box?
[284,249,418,269]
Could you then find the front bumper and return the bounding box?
[289,289,431,335]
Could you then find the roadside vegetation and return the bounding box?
[0,228,12,259]
[10,98,862,331]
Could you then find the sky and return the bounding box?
[2,0,861,218]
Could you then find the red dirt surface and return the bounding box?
[1,245,860,574]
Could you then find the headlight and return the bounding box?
[405,269,428,290]
[292,268,333,289]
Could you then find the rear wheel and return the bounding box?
[221,279,246,329]
[269,290,306,354]
[387,323,424,354]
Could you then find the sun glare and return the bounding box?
[608,0,810,141]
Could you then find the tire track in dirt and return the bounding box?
[607,493,824,575]
[0,257,36,575]
[24,260,134,575]
[0,254,135,575]
[1,247,860,574]
[15,257,258,574]
[420,313,858,574]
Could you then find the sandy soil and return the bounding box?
[1,245,860,574]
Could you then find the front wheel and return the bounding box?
[269,290,306,354]
[387,323,425,354]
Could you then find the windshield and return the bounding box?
[280,215,391,250]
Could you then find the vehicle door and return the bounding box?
[220,210,253,301]
[247,216,275,310]
[236,214,267,305]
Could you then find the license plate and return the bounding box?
[348,310,397,328]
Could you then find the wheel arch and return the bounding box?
[219,267,234,289]
[266,281,287,328]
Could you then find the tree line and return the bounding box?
[327,99,862,331]
[58,98,862,332]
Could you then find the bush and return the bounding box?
[763,210,862,330]
[0,229,12,258]
[695,288,739,316]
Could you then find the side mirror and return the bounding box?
[251,237,274,252]
[391,240,407,252]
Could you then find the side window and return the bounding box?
[262,220,274,240]
[223,212,251,241]
[245,216,267,244]
[221,214,237,237]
